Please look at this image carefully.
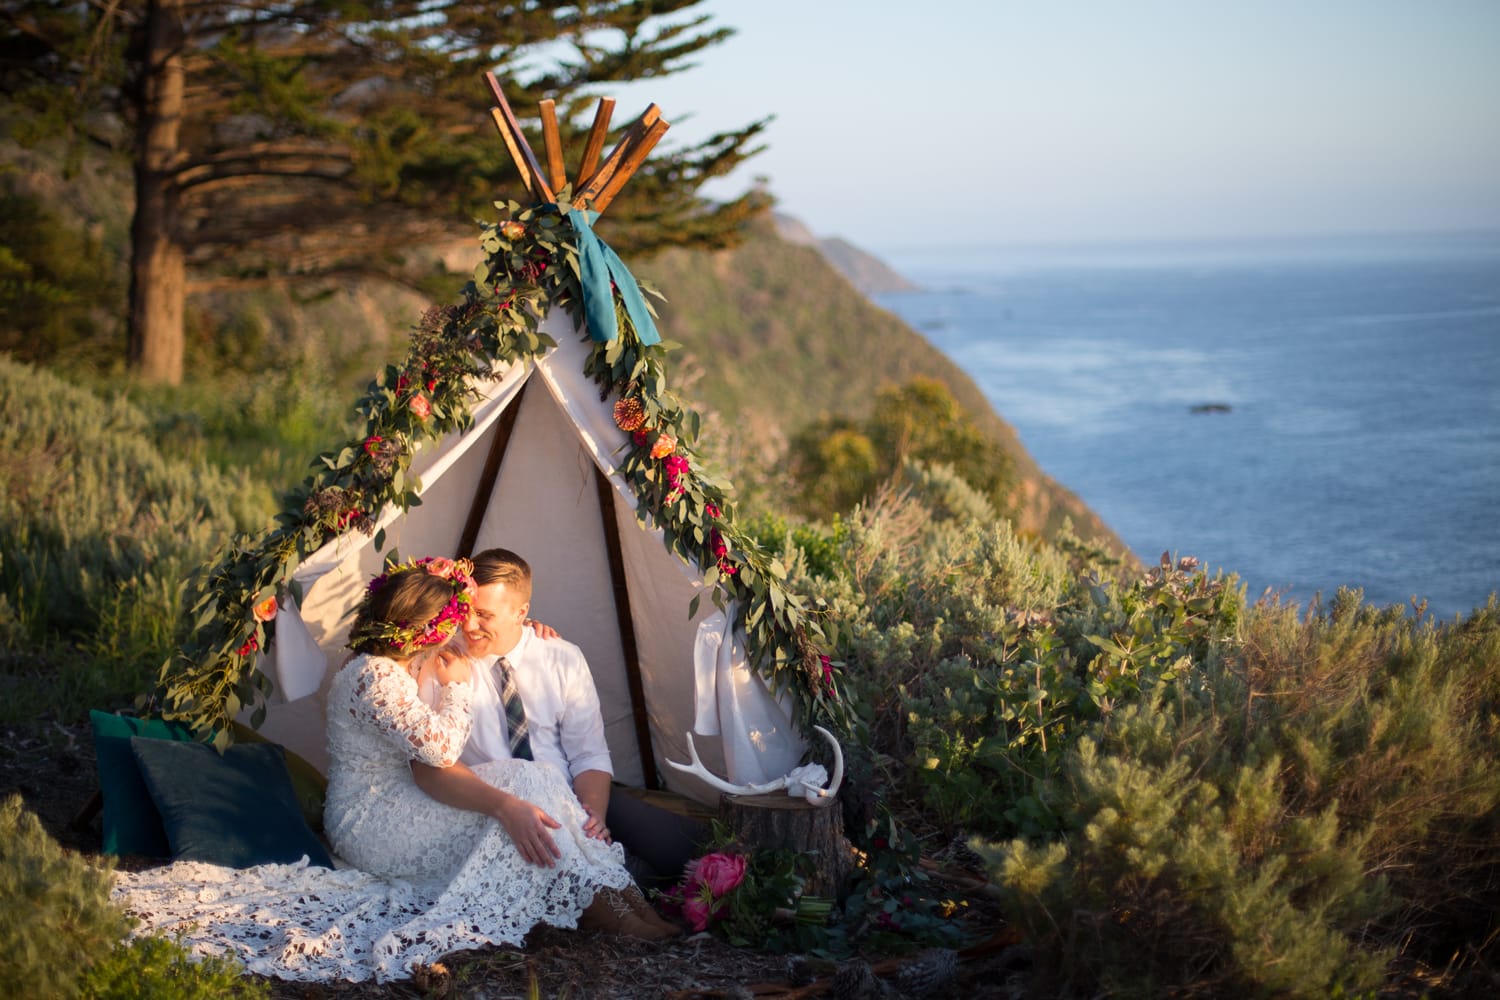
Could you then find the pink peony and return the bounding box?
[694,852,747,897]
[409,394,432,420]
[680,895,713,933]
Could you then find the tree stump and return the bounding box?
[718,792,853,897]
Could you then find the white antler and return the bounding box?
[665,725,845,806]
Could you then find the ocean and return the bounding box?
[873,232,1500,620]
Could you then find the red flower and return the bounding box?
[425,379,437,393]
[631,429,650,447]
[236,635,259,657]
[705,502,721,519]
[363,434,383,456]
[336,509,363,530]
[396,373,410,393]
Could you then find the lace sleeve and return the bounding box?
[349,657,473,766]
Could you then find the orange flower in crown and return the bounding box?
[499,220,526,241]
[253,595,279,622]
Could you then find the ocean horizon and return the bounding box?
[872,230,1500,620]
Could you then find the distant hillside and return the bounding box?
[637,216,1121,549]
[773,213,919,296]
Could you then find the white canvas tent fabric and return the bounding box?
[251,311,807,805]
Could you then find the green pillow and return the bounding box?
[229,721,327,834]
[128,737,334,869]
[89,710,198,857]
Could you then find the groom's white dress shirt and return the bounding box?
[459,627,613,781]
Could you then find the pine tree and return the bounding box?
[1,1,769,383]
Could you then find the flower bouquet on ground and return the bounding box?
[658,834,836,951]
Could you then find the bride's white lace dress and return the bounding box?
[111,654,632,982]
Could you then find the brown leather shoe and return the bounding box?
[580,885,683,941]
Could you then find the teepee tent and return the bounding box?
[255,313,805,802]
[160,80,843,807]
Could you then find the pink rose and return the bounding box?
[423,557,455,578]
[680,894,713,933]
[252,595,279,622]
[409,394,432,420]
[695,852,747,898]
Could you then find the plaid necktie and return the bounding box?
[493,656,532,761]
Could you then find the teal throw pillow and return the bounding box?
[88,710,198,857]
[128,737,334,869]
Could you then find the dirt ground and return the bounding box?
[3,719,1032,1000]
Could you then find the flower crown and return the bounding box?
[348,557,475,654]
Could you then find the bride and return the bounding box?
[112,556,676,984]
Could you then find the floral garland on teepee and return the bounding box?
[154,194,847,749]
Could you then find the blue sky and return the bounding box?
[597,1,1500,252]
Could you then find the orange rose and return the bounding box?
[650,433,677,459]
[253,595,279,622]
[500,220,525,241]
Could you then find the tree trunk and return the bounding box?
[718,792,853,897]
[127,0,187,385]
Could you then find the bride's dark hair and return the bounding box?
[348,571,461,659]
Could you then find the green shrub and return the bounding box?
[0,795,265,999]
[0,794,132,998]
[81,934,267,1000]
[978,593,1500,996]
[0,356,259,723]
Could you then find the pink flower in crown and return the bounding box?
[694,852,747,897]
[423,557,456,578]
[409,394,432,420]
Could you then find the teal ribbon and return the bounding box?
[567,209,660,346]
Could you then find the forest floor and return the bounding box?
[4,719,1033,1000]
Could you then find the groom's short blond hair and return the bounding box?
[470,548,533,600]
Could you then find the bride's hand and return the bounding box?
[432,649,471,686]
[493,795,563,867]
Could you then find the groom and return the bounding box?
[411,548,705,881]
